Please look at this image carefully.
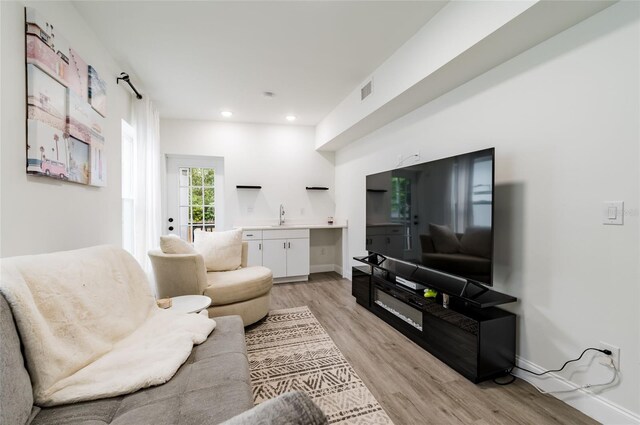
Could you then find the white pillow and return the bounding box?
[160,234,196,254]
[193,229,242,272]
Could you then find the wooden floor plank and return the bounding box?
[269,273,599,425]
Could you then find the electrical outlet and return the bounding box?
[599,342,620,370]
[598,356,614,367]
[247,206,253,213]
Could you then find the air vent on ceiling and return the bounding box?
[361,80,373,101]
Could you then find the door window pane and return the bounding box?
[204,169,215,186]
[190,168,203,186]
[191,187,203,205]
[204,188,214,206]
[192,206,203,223]
[179,168,190,187]
[204,206,215,223]
[179,187,189,206]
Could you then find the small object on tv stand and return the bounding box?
[442,293,450,309]
[396,276,426,291]
[157,298,172,309]
[424,288,438,299]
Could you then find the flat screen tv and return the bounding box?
[366,148,495,286]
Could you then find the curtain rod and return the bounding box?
[116,72,143,100]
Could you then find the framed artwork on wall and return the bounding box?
[89,66,107,117]
[26,64,66,132]
[68,48,88,102]
[27,119,69,179]
[25,7,107,187]
[68,137,90,184]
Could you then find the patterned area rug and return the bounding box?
[245,306,394,424]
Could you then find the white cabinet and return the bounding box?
[243,230,263,267]
[262,239,287,278]
[285,238,310,277]
[245,240,263,267]
[242,228,310,282]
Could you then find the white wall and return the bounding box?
[315,0,535,149]
[160,119,338,267]
[160,119,335,228]
[335,2,639,419]
[0,1,131,257]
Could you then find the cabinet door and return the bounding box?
[368,235,386,254]
[246,240,263,267]
[286,238,310,277]
[262,239,287,278]
[387,234,405,255]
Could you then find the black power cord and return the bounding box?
[514,347,611,376]
[492,347,613,387]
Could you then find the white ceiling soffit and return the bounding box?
[315,0,617,151]
[72,1,447,126]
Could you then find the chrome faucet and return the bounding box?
[279,204,285,226]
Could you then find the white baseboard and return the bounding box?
[335,264,343,276]
[513,356,640,424]
[273,275,309,284]
[310,264,341,274]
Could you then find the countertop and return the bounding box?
[236,223,347,230]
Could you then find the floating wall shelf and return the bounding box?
[367,189,387,193]
[236,185,262,189]
[306,186,329,191]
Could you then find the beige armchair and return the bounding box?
[149,242,273,326]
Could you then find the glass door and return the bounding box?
[166,155,224,241]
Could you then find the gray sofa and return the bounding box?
[0,292,326,425]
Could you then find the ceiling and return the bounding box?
[73,1,446,126]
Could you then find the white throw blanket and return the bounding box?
[0,245,216,407]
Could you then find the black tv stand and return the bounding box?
[352,256,517,383]
[459,279,488,298]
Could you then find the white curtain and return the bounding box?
[131,98,162,278]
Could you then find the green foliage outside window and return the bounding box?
[189,168,215,224]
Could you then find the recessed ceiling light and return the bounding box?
[286,115,296,122]
[221,111,233,118]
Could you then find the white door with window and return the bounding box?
[166,156,224,241]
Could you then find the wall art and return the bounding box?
[25,7,107,187]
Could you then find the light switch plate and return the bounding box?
[603,201,624,225]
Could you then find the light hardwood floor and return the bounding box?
[269,272,599,425]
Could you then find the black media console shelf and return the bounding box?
[352,256,516,383]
